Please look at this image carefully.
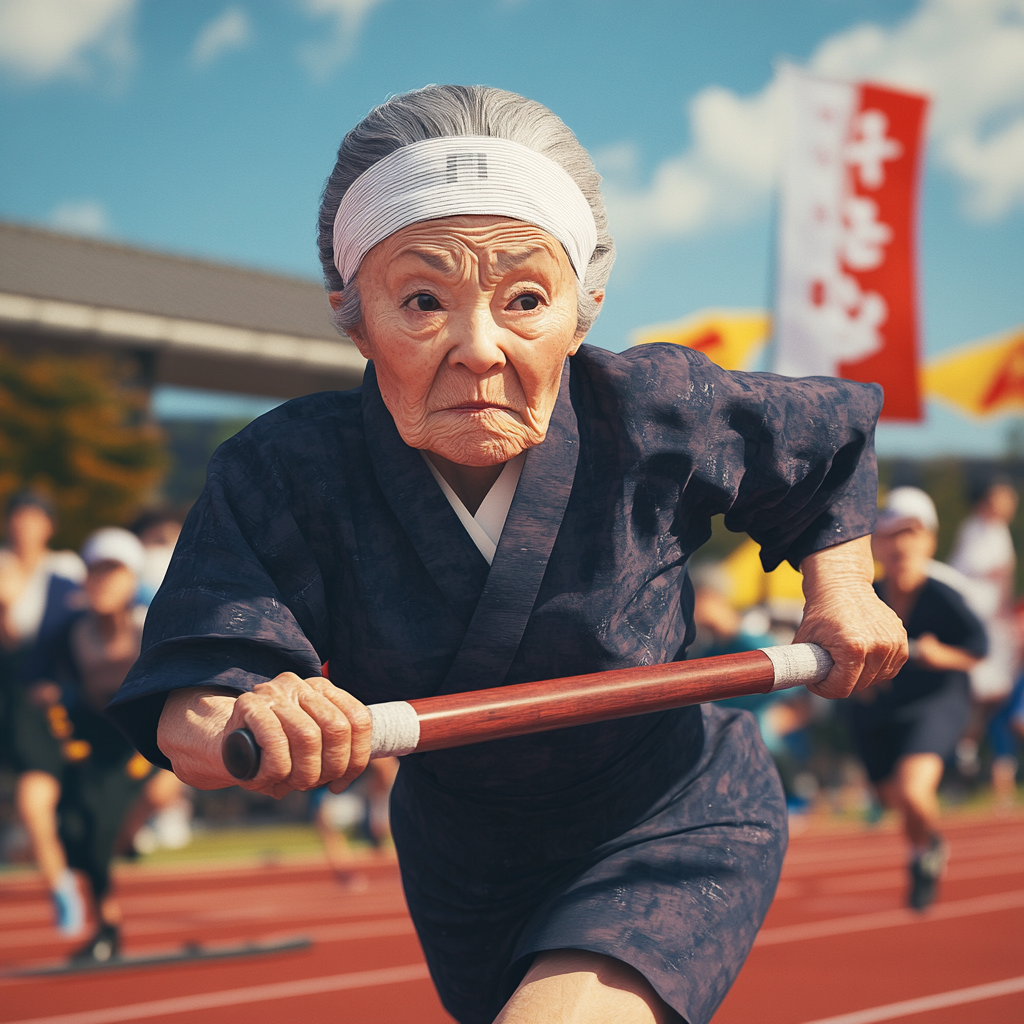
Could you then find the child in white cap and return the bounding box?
[847,488,988,909]
[15,528,172,962]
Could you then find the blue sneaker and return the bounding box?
[51,871,86,937]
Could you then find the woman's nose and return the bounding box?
[447,306,506,374]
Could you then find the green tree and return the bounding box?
[0,346,167,549]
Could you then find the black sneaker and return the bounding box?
[908,836,948,911]
[70,923,121,964]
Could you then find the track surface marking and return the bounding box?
[795,975,1024,1024]
[2,813,1021,1023]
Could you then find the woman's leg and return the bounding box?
[494,950,677,1024]
[16,770,66,887]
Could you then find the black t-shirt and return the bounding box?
[875,576,988,707]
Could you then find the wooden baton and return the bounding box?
[221,644,833,781]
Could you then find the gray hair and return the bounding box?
[317,85,615,338]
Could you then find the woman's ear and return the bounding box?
[571,289,606,350]
[329,290,370,356]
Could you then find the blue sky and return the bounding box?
[1,0,1022,456]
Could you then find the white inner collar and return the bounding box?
[422,452,526,565]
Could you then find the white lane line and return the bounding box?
[267,916,416,945]
[756,889,1024,945]
[796,975,1024,1024]
[782,834,1024,876]
[2,962,431,1024]
[775,854,1024,899]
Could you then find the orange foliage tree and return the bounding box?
[0,346,167,549]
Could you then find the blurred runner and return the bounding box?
[948,477,1019,795]
[14,528,181,962]
[691,570,817,809]
[311,756,399,887]
[1,492,86,933]
[130,509,183,607]
[848,488,988,910]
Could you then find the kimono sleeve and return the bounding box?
[621,345,883,572]
[106,430,328,768]
[713,368,883,571]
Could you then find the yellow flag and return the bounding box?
[924,326,1024,418]
[631,308,770,372]
[720,538,804,609]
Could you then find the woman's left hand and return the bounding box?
[793,535,908,699]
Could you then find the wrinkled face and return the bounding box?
[84,560,137,615]
[337,216,597,467]
[872,521,936,579]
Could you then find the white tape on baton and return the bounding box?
[369,701,421,758]
[761,643,834,691]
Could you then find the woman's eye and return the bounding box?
[508,293,541,311]
[407,293,441,312]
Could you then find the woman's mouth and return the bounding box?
[450,401,512,413]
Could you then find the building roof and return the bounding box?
[0,221,365,398]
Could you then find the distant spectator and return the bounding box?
[949,477,1019,792]
[13,528,183,962]
[691,568,815,805]
[1,491,84,854]
[849,488,987,910]
[130,510,183,606]
[311,756,399,888]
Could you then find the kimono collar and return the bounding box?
[361,360,580,694]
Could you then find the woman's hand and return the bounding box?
[156,674,373,799]
[794,536,908,699]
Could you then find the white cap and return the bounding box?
[876,487,938,535]
[80,527,145,574]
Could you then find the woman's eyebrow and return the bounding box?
[494,248,545,274]
[405,250,457,273]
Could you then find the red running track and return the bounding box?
[1,812,1021,1024]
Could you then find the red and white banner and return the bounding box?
[773,71,929,421]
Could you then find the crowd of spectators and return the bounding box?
[1,476,1021,950]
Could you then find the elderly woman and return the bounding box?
[109,86,905,1024]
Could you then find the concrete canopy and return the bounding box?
[0,222,366,399]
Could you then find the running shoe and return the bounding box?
[908,835,949,911]
[51,871,86,937]
[70,923,121,964]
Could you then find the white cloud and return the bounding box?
[50,201,110,236]
[601,0,1024,243]
[0,0,136,84]
[297,0,387,80]
[192,7,252,68]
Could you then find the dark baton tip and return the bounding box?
[223,727,261,781]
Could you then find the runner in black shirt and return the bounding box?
[849,488,988,909]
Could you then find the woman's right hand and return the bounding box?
[156,674,373,799]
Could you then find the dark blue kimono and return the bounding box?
[108,343,881,1024]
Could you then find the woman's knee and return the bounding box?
[495,949,677,1024]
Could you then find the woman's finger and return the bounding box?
[229,692,294,793]
[297,688,353,785]
[269,700,325,791]
[311,680,374,778]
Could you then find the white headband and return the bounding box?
[332,136,598,285]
